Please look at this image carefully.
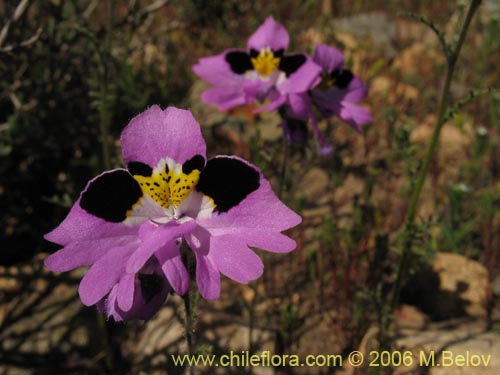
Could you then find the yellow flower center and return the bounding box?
[251,48,280,77]
[317,72,335,92]
[133,161,200,209]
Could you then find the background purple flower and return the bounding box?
[192,16,321,112]
[279,44,372,154]
[310,44,372,132]
[44,106,301,320]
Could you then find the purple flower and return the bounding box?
[282,44,372,154]
[44,106,301,320]
[310,44,372,132]
[192,16,321,112]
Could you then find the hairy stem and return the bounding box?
[181,242,197,375]
[389,0,482,320]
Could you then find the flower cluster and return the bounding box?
[44,106,301,321]
[193,17,372,154]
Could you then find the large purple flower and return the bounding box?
[44,106,301,320]
[192,16,321,111]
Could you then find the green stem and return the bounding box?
[182,289,194,356]
[181,242,196,375]
[389,0,482,319]
[96,311,114,371]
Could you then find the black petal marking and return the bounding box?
[331,69,354,89]
[197,158,260,213]
[225,51,253,74]
[182,154,205,174]
[279,54,306,76]
[249,49,259,58]
[128,161,153,177]
[80,170,143,222]
[274,49,285,58]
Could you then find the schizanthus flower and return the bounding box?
[284,44,372,153]
[44,106,301,321]
[192,16,321,111]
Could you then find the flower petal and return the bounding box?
[286,93,312,120]
[44,234,138,272]
[208,235,264,283]
[44,170,139,246]
[238,230,298,253]
[99,271,169,321]
[200,86,247,111]
[126,220,196,274]
[276,56,322,95]
[198,157,302,232]
[247,16,289,52]
[121,106,206,167]
[78,244,135,306]
[193,49,248,84]
[343,76,369,102]
[116,273,136,312]
[156,242,189,295]
[338,101,372,132]
[313,44,345,73]
[194,251,220,300]
[196,156,261,213]
[254,94,287,114]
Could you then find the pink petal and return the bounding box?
[198,158,302,232]
[78,244,135,306]
[313,44,345,73]
[209,235,264,283]
[194,251,220,300]
[277,57,322,95]
[338,101,372,132]
[192,49,245,86]
[44,234,137,272]
[247,16,289,51]
[121,106,206,167]
[156,242,189,295]
[116,273,136,312]
[126,220,196,274]
[201,86,247,111]
[44,171,138,246]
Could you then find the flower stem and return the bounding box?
[96,310,114,371]
[389,0,482,320]
[182,290,194,365]
[181,242,196,375]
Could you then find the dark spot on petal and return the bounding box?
[274,48,284,58]
[331,69,354,89]
[250,49,259,58]
[128,161,152,177]
[183,155,205,175]
[175,178,180,184]
[197,157,260,213]
[225,51,253,74]
[279,54,307,76]
[80,170,142,222]
[153,182,160,187]
[165,164,169,174]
